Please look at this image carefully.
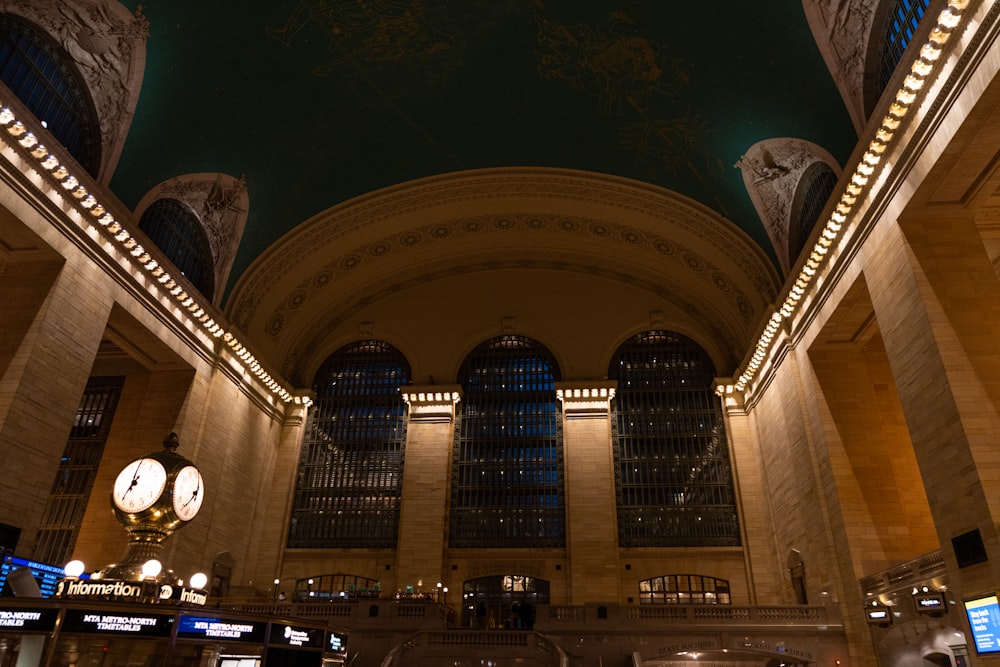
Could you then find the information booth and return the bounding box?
[0,600,347,667]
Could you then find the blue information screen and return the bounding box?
[0,557,66,598]
[965,594,1000,653]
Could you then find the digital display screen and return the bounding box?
[177,615,267,643]
[0,556,70,598]
[327,631,347,655]
[865,608,890,624]
[965,594,1000,653]
[270,623,323,649]
[0,607,59,632]
[61,609,175,637]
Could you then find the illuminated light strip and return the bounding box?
[0,102,309,408]
[721,0,967,396]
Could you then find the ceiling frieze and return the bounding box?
[261,211,758,341]
[227,169,780,332]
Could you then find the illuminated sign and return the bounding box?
[327,631,348,655]
[55,579,143,599]
[270,623,323,649]
[156,583,208,606]
[965,594,1000,654]
[0,607,59,632]
[177,615,267,643]
[0,557,68,598]
[865,607,891,625]
[914,592,945,615]
[62,609,174,636]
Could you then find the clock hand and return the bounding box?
[122,460,143,498]
[181,481,201,509]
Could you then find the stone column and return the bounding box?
[251,390,313,591]
[557,382,619,604]
[395,386,461,593]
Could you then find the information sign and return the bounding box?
[62,609,174,637]
[177,615,267,643]
[270,623,323,649]
[965,594,1000,653]
[0,607,59,632]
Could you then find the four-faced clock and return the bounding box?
[112,457,168,514]
[172,465,204,521]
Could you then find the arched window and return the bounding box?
[0,13,100,175]
[290,573,382,602]
[788,162,838,263]
[462,575,549,629]
[609,331,739,547]
[872,0,932,110]
[138,198,216,300]
[451,335,564,548]
[287,340,410,549]
[638,574,731,605]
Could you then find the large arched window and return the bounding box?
[788,162,838,264]
[138,198,216,300]
[287,340,410,549]
[451,335,564,548]
[609,331,739,547]
[0,13,100,175]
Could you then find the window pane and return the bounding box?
[287,340,409,549]
[451,335,564,548]
[610,331,740,547]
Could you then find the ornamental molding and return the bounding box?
[227,169,780,331]
[258,211,762,341]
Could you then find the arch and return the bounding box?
[134,173,249,306]
[286,340,410,549]
[0,13,101,175]
[138,198,217,301]
[637,574,732,605]
[788,161,839,264]
[609,330,739,547]
[0,0,147,183]
[290,573,382,602]
[462,574,549,629]
[224,168,781,384]
[450,335,564,548]
[736,139,842,276]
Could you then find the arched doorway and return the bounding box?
[461,574,549,629]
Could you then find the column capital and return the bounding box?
[402,385,462,422]
[555,381,617,418]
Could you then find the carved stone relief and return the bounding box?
[802,0,878,134]
[0,0,149,183]
[135,173,249,307]
[736,138,841,276]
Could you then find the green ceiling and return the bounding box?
[110,0,857,297]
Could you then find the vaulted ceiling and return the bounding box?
[110,0,858,298]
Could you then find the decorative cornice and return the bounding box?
[556,382,617,419]
[402,385,462,423]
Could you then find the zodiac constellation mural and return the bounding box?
[532,1,726,213]
[266,0,452,75]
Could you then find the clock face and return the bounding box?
[113,458,168,514]
[172,465,204,521]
